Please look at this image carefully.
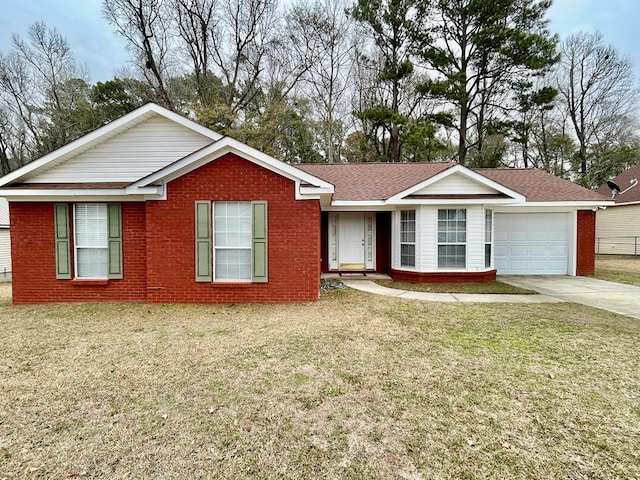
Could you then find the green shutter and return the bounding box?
[54,203,71,279]
[252,201,268,283]
[107,203,123,279]
[195,201,212,282]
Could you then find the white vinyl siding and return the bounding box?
[0,198,9,275]
[413,172,498,195]
[0,229,10,274]
[393,206,490,272]
[29,116,212,183]
[214,202,252,282]
[0,197,8,226]
[74,204,109,278]
[596,205,640,255]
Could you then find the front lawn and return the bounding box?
[1,286,639,479]
[593,255,640,286]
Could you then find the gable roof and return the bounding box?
[298,163,610,204]
[595,165,640,205]
[297,163,456,201]
[0,197,8,227]
[0,103,222,188]
[0,103,333,201]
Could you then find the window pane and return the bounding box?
[485,244,491,268]
[438,245,466,268]
[215,202,251,247]
[485,210,492,242]
[400,210,416,268]
[215,249,251,281]
[75,204,108,247]
[214,202,252,281]
[401,244,415,267]
[77,248,108,278]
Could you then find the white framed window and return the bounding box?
[438,208,466,268]
[74,203,108,278]
[400,210,416,267]
[214,201,252,281]
[485,209,493,268]
[194,200,267,284]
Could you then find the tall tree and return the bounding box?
[0,22,88,165]
[102,0,174,108]
[288,0,355,163]
[555,31,639,186]
[417,0,558,166]
[349,0,429,162]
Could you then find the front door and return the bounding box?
[329,213,376,271]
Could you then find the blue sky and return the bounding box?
[0,0,639,82]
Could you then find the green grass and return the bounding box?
[1,286,639,479]
[593,255,640,286]
[373,279,536,294]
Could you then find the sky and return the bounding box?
[0,0,639,82]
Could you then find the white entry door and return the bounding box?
[329,213,375,270]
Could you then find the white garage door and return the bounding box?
[494,213,569,274]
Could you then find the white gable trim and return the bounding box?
[385,164,526,204]
[130,136,335,198]
[0,103,222,188]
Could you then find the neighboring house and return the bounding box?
[0,103,611,305]
[0,197,10,280]
[595,165,640,255]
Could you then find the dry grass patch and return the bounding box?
[593,255,640,286]
[1,288,639,479]
[373,280,535,294]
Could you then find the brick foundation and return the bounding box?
[389,269,497,283]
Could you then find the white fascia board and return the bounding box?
[609,200,640,206]
[500,201,614,208]
[323,205,396,212]
[0,103,222,187]
[131,136,335,193]
[331,200,387,208]
[388,198,521,206]
[0,186,163,202]
[385,164,526,203]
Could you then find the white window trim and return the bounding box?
[437,208,467,269]
[485,209,493,269]
[212,201,253,283]
[74,203,109,279]
[400,209,416,268]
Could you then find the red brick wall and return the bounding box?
[10,202,147,305]
[9,155,321,305]
[576,210,596,276]
[144,153,321,304]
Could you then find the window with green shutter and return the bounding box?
[194,200,268,283]
[67,203,123,280]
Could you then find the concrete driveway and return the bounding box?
[499,275,640,320]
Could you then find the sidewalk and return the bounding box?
[341,279,562,304]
